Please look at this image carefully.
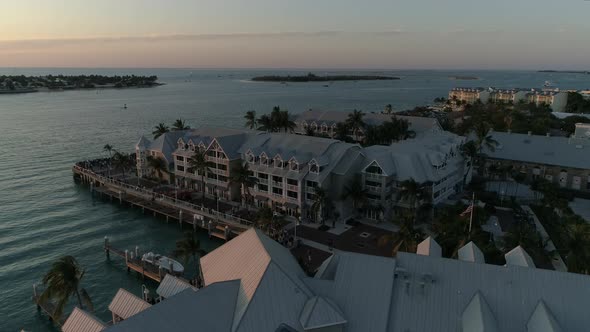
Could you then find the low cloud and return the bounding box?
[0,30,406,50]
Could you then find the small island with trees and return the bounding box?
[0,74,162,94]
[251,72,400,82]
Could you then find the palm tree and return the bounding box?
[173,232,207,275]
[562,223,590,274]
[103,144,114,176]
[172,118,190,131]
[305,126,316,136]
[342,175,367,216]
[244,110,257,129]
[257,114,273,132]
[311,187,329,225]
[112,151,131,181]
[147,155,168,182]
[39,256,93,321]
[379,212,424,256]
[187,150,210,200]
[345,110,365,140]
[255,206,274,231]
[152,123,169,139]
[333,122,350,142]
[230,163,257,206]
[472,121,498,175]
[502,222,544,258]
[460,140,477,186]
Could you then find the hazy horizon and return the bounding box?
[2,0,590,69]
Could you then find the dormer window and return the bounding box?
[178,139,185,150]
[274,156,283,168]
[309,161,319,174]
[247,153,254,163]
[260,154,268,166]
[290,161,299,171]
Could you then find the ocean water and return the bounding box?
[1,68,589,331]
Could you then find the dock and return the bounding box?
[104,237,187,283]
[73,164,252,241]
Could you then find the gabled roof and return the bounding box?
[62,307,106,332]
[200,228,311,331]
[527,301,564,332]
[462,292,499,332]
[299,296,347,330]
[416,236,442,257]
[108,288,151,320]
[505,246,535,268]
[156,274,196,299]
[135,136,150,150]
[106,283,238,332]
[458,241,485,263]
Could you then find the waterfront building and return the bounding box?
[292,109,442,141]
[136,126,468,223]
[526,89,568,112]
[359,131,468,221]
[64,229,590,332]
[489,88,528,104]
[448,87,491,104]
[482,123,590,192]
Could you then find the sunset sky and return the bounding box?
[1,0,590,69]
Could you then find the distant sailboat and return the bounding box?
[123,104,127,109]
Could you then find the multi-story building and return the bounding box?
[137,127,468,223]
[448,87,491,104]
[482,123,590,192]
[359,131,468,221]
[489,88,528,104]
[526,90,568,112]
[292,109,442,142]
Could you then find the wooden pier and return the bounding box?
[104,237,179,283]
[73,164,250,242]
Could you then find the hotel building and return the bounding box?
[448,87,491,104]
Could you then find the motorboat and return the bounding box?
[141,252,184,274]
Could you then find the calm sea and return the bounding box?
[1,68,589,331]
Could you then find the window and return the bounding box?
[287,178,298,186]
[310,163,319,173]
[258,184,268,192]
[272,187,283,195]
[367,193,381,200]
[216,164,227,171]
[261,155,268,166]
[365,180,381,187]
[272,176,283,183]
[306,192,316,200]
[306,180,318,188]
[366,165,383,174]
[207,150,217,157]
[177,165,185,172]
[287,191,298,199]
[218,175,228,183]
[176,155,184,161]
[290,161,299,171]
[258,173,268,179]
[247,153,254,163]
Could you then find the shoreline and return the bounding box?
[0,83,164,95]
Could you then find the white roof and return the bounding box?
[62,307,106,332]
[458,241,485,263]
[299,296,347,330]
[527,301,564,332]
[108,288,151,320]
[156,274,196,299]
[505,246,535,268]
[462,292,499,332]
[416,236,442,257]
[200,228,311,331]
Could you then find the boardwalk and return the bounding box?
[74,164,250,240]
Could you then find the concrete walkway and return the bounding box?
[521,205,567,272]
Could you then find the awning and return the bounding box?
[255,195,269,201]
[285,202,299,209]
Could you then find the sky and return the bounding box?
[1,0,590,69]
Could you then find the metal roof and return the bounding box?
[156,274,196,299]
[526,301,564,332]
[108,288,151,320]
[299,296,347,330]
[105,283,238,332]
[388,252,590,332]
[458,241,485,263]
[417,236,442,257]
[504,246,535,268]
[62,307,106,332]
[483,131,590,170]
[461,292,499,332]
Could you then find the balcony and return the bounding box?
[209,168,228,176]
[365,184,383,193]
[272,193,284,198]
[258,178,269,185]
[272,181,283,188]
[365,172,384,180]
[286,184,298,192]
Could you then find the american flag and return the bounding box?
[460,204,473,217]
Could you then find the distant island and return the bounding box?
[251,73,400,82]
[449,76,479,80]
[538,70,589,74]
[0,75,162,94]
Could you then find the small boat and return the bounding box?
[123,103,127,109]
[141,252,184,274]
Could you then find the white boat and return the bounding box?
[141,252,184,274]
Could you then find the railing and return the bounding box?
[286,184,298,192]
[72,165,254,227]
[272,181,283,187]
[365,172,384,180]
[272,193,284,198]
[258,178,269,184]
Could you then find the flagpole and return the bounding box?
[468,192,475,237]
